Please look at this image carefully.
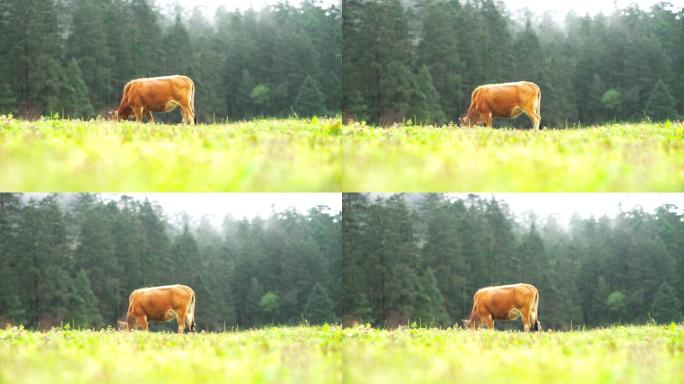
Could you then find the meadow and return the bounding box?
[0,326,342,384]
[343,324,684,384]
[1,325,681,384]
[342,122,684,191]
[0,116,342,191]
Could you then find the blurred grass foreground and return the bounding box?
[0,116,342,191]
[1,325,682,384]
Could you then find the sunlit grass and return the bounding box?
[0,326,342,384]
[1,325,681,383]
[342,324,684,384]
[342,122,684,191]
[0,117,342,191]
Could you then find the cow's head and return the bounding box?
[117,320,128,331]
[462,318,477,329]
[113,107,133,121]
[459,115,480,127]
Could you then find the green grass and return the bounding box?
[2,118,683,191]
[0,326,342,384]
[342,122,684,191]
[1,325,681,383]
[0,116,342,191]
[343,325,684,384]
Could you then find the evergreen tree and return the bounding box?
[408,66,445,124]
[304,283,335,324]
[294,75,326,117]
[57,60,94,118]
[650,282,682,324]
[413,268,450,327]
[0,80,16,114]
[645,79,678,121]
[65,270,103,329]
[68,0,112,111]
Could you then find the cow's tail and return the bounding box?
[125,291,136,331]
[189,78,196,124]
[532,288,540,331]
[186,289,196,332]
[535,85,541,117]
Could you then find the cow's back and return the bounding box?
[474,283,537,317]
[124,75,194,110]
[129,284,194,321]
[474,82,539,117]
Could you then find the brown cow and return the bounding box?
[125,284,196,333]
[461,81,541,130]
[115,75,196,124]
[463,283,540,332]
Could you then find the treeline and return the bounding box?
[0,0,340,121]
[342,0,684,126]
[0,193,341,330]
[342,194,684,329]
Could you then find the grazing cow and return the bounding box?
[461,81,541,130]
[115,75,196,124]
[125,284,196,333]
[463,283,540,332]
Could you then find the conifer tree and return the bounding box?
[304,283,335,324]
[645,79,678,121]
[651,282,682,323]
[294,75,326,117]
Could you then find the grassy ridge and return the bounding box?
[0,326,342,384]
[0,117,342,191]
[343,325,684,384]
[342,122,684,191]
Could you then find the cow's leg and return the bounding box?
[136,315,148,331]
[145,110,155,124]
[176,308,187,334]
[482,112,493,128]
[529,111,541,131]
[521,312,532,333]
[133,107,144,123]
[482,313,494,330]
[180,106,194,125]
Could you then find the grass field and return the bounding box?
[342,122,684,191]
[0,326,342,384]
[2,118,683,191]
[343,325,684,384]
[0,116,342,191]
[1,325,681,384]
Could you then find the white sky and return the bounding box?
[448,193,684,225]
[156,0,339,15]
[101,193,341,225]
[500,0,682,20]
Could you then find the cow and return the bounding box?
[115,75,196,124]
[125,284,196,334]
[461,81,541,130]
[462,283,540,332]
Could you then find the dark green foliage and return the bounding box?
[294,76,326,117]
[408,67,445,124]
[342,194,684,329]
[56,60,95,118]
[304,283,335,324]
[343,0,684,126]
[0,80,16,114]
[0,0,339,120]
[645,79,678,121]
[0,194,340,330]
[65,270,104,328]
[651,282,682,324]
